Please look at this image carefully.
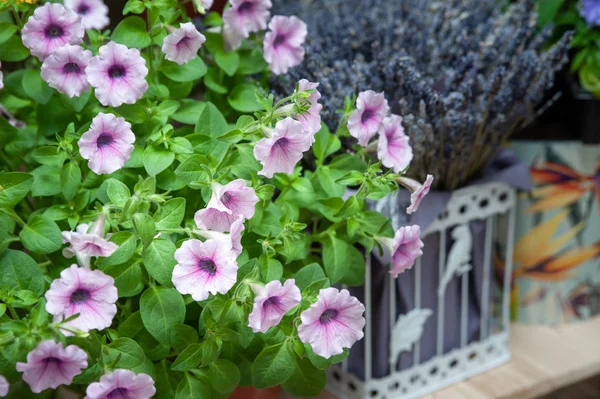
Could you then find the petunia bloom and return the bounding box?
[377,114,413,173]
[0,62,3,90]
[86,41,148,107]
[582,0,600,26]
[78,112,135,175]
[378,225,424,278]
[85,369,155,399]
[248,279,301,333]
[347,90,389,147]
[64,0,109,30]
[398,174,434,214]
[294,79,323,137]
[45,264,118,333]
[298,288,365,359]
[16,340,87,393]
[196,216,246,257]
[263,15,307,75]
[62,214,117,268]
[253,117,313,178]
[41,44,92,98]
[172,239,238,301]
[223,0,272,49]
[162,22,206,65]
[0,375,8,397]
[194,179,259,232]
[21,3,84,61]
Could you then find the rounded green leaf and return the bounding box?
[0,250,44,296]
[0,36,28,62]
[161,57,207,82]
[209,359,240,394]
[251,342,296,389]
[143,145,175,176]
[22,69,53,105]
[171,343,202,372]
[140,287,185,344]
[60,161,81,201]
[143,238,177,287]
[176,373,209,399]
[103,337,147,369]
[227,84,263,113]
[281,356,326,397]
[111,16,152,48]
[0,172,33,208]
[153,198,186,230]
[19,215,62,254]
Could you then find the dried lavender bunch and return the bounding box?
[271,0,571,190]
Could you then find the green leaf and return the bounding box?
[154,198,186,230]
[30,166,61,197]
[0,172,33,208]
[313,125,341,161]
[214,50,240,76]
[172,100,206,125]
[112,16,152,48]
[32,146,66,168]
[118,311,144,338]
[170,324,199,352]
[37,97,76,136]
[106,179,131,207]
[96,231,138,267]
[293,263,326,290]
[0,23,18,44]
[171,343,203,371]
[144,144,175,176]
[103,261,144,298]
[0,36,28,62]
[22,69,53,104]
[103,338,147,369]
[217,129,244,144]
[60,161,81,201]
[0,250,44,296]
[538,0,565,26]
[322,236,365,285]
[210,359,240,394]
[155,360,179,399]
[195,102,228,137]
[305,344,349,370]
[140,287,185,344]
[143,238,177,287]
[176,373,209,399]
[251,342,296,389]
[228,84,263,113]
[260,257,283,281]
[133,213,156,248]
[281,356,326,397]
[19,215,62,254]
[123,0,146,14]
[174,154,210,183]
[161,57,207,82]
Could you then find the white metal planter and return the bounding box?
[328,182,517,399]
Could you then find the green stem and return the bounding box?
[7,305,19,320]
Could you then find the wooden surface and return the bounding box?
[282,317,600,399]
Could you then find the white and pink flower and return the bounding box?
[78,112,135,175]
[295,79,322,137]
[223,0,272,51]
[378,225,424,278]
[254,117,313,178]
[0,375,8,397]
[0,62,4,90]
[86,41,148,107]
[298,288,365,359]
[21,3,84,61]
[45,264,118,333]
[399,174,434,214]
[16,340,87,393]
[41,44,92,98]
[64,0,109,30]
[248,279,301,333]
[347,90,389,147]
[85,369,156,399]
[377,114,413,173]
[162,22,206,65]
[172,239,238,301]
[62,214,117,268]
[263,15,307,75]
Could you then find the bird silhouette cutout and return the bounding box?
[438,224,472,296]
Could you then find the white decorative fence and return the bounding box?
[328,182,517,399]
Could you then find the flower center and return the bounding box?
[319,309,339,325]
[273,34,286,48]
[43,357,62,365]
[263,296,280,308]
[238,1,254,12]
[108,65,126,79]
[273,137,289,150]
[220,191,233,207]
[198,258,217,275]
[63,62,81,74]
[77,4,91,14]
[107,387,129,399]
[70,289,90,304]
[44,24,64,38]
[96,133,113,148]
[361,109,374,124]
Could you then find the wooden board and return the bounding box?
[282,317,600,399]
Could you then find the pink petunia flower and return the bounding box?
[172,239,238,301]
[294,79,322,137]
[0,375,8,397]
[0,62,3,90]
[64,0,109,30]
[194,179,259,232]
[21,3,84,61]
[223,0,272,50]
[85,369,156,399]
[196,216,246,257]
[15,340,87,394]
[248,279,301,333]
[378,225,424,278]
[45,264,118,333]
[78,112,135,175]
[223,25,246,51]
[347,90,389,147]
[263,15,307,75]
[377,114,413,173]
[86,41,148,107]
[62,214,117,268]
[162,22,206,65]
[398,174,434,214]
[298,288,365,359]
[41,44,92,98]
[253,117,313,178]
